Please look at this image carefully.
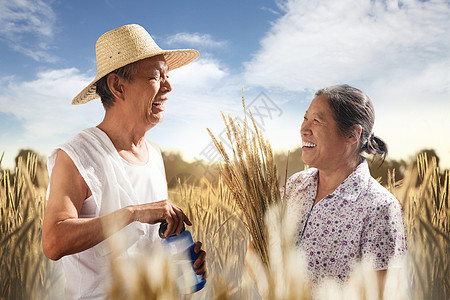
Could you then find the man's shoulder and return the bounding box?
[146,139,161,154]
[48,127,110,171]
[62,127,99,147]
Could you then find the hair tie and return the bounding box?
[363,132,374,148]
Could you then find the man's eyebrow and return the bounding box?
[157,66,169,75]
[147,65,168,75]
[156,62,169,72]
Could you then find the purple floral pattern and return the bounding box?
[283,159,407,284]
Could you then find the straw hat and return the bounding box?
[72,24,199,105]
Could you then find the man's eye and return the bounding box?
[313,119,320,124]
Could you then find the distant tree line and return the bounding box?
[163,147,443,188]
[1,148,444,189]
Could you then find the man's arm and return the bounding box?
[42,149,189,260]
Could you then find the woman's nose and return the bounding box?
[300,120,310,136]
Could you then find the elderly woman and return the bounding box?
[283,84,407,289]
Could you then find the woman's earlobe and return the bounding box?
[348,125,362,144]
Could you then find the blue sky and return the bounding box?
[0,0,449,170]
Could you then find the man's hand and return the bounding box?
[131,200,192,238]
[193,241,207,278]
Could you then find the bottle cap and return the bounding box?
[158,221,186,239]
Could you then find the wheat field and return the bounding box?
[0,150,448,299]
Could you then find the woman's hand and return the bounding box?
[245,241,268,298]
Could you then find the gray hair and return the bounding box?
[95,61,138,110]
[316,84,387,159]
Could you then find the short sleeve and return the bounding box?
[281,173,299,201]
[360,199,408,269]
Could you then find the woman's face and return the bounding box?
[300,95,351,171]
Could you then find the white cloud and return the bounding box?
[169,57,228,89]
[374,102,450,168]
[0,0,57,62]
[12,44,59,63]
[368,61,450,167]
[0,0,55,37]
[147,57,249,161]
[261,6,281,15]
[0,68,103,144]
[166,32,227,49]
[243,0,450,168]
[0,58,242,169]
[244,0,448,91]
[0,67,105,169]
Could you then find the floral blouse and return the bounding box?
[283,159,407,284]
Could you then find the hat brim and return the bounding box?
[72,49,199,105]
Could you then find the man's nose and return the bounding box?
[161,76,172,92]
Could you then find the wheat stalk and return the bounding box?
[207,93,281,268]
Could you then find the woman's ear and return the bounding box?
[347,124,362,145]
[106,73,125,101]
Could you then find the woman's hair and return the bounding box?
[315,84,388,159]
[95,61,138,110]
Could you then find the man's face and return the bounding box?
[122,55,172,129]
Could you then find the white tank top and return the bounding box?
[47,127,168,299]
[118,142,167,245]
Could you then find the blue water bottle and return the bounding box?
[159,221,206,294]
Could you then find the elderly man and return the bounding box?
[42,24,206,299]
